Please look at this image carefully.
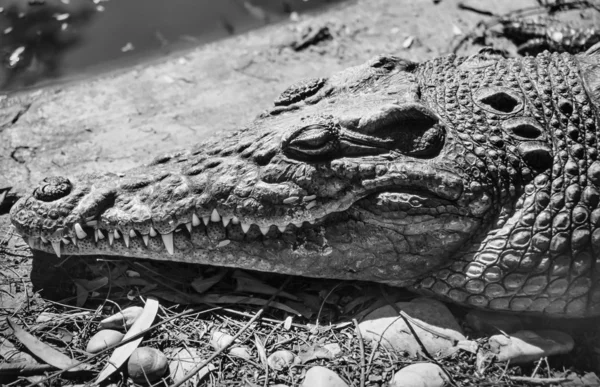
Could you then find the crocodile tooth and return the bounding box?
[108,232,114,245]
[303,195,317,201]
[71,237,77,246]
[142,234,149,246]
[129,229,136,238]
[192,213,201,226]
[277,225,286,233]
[86,220,98,227]
[294,222,303,228]
[222,217,231,227]
[161,232,174,255]
[97,229,105,240]
[51,240,61,257]
[259,226,270,235]
[41,236,48,243]
[74,223,87,239]
[231,216,240,225]
[211,209,221,222]
[241,223,251,233]
[185,222,192,233]
[202,216,209,225]
[114,230,121,239]
[61,237,70,245]
[149,226,157,237]
[123,232,130,248]
[305,200,317,210]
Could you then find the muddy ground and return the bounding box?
[3,0,600,384]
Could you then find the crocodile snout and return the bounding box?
[33,176,72,202]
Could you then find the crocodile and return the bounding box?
[10,45,600,317]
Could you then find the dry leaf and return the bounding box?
[75,283,89,308]
[7,318,87,371]
[95,297,159,383]
[254,334,267,367]
[233,270,299,301]
[169,347,215,386]
[98,306,143,330]
[191,269,227,294]
[150,290,310,317]
[297,343,338,364]
[284,316,293,331]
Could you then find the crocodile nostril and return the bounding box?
[33,176,72,202]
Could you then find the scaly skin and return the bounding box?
[10,48,600,317]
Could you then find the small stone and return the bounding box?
[390,363,449,387]
[301,366,349,387]
[487,330,574,364]
[267,350,299,370]
[465,310,524,334]
[127,347,168,383]
[86,329,124,353]
[358,297,465,357]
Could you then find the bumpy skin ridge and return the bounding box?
[10,48,600,317]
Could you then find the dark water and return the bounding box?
[0,0,344,91]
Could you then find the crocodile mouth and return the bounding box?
[15,179,471,259]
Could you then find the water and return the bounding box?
[0,0,344,91]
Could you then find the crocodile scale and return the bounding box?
[11,46,600,317]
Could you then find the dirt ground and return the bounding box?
[3,0,600,385]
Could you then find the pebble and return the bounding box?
[358,297,465,357]
[390,363,449,387]
[301,366,349,387]
[487,330,574,364]
[86,329,124,353]
[127,347,168,383]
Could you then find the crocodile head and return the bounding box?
[11,49,600,316]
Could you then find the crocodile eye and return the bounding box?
[474,87,523,115]
[283,124,338,160]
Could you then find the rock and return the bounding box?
[86,329,124,353]
[391,363,449,387]
[358,297,465,357]
[169,347,215,386]
[465,310,524,335]
[267,350,299,370]
[127,347,168,383]
[487,330,574,364]
[301,366,349,387]
[99,306,143,330]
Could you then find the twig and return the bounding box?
[353,318,366,387]
[170,277,291,387]
[508,376,571,385]
[458,1,497,16]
